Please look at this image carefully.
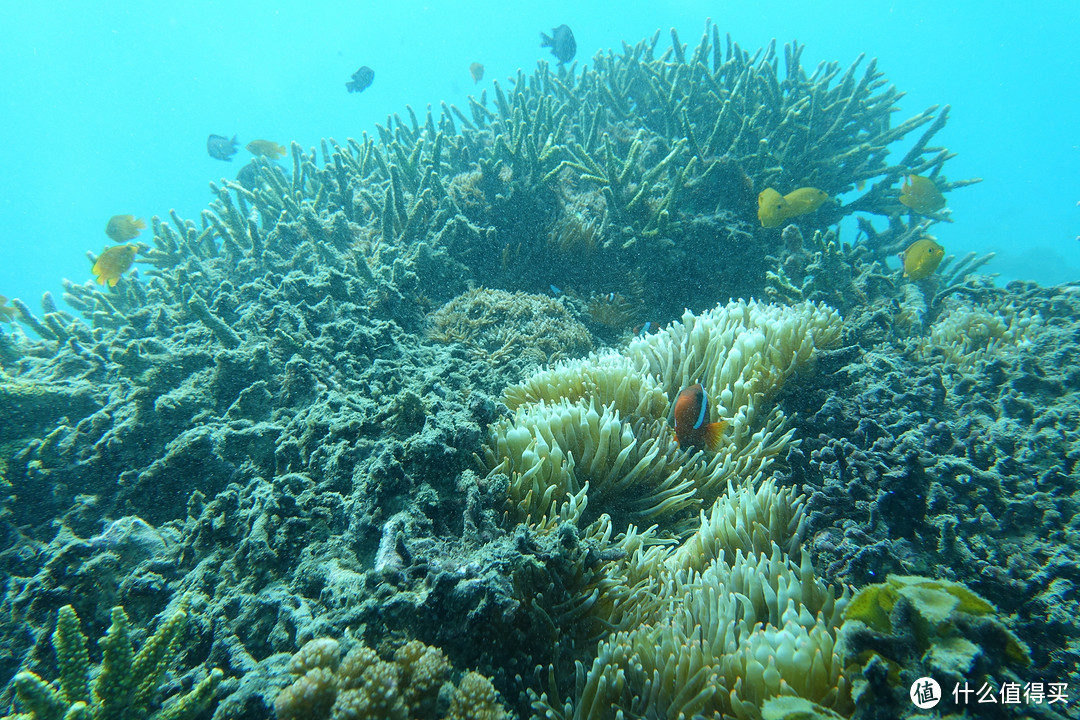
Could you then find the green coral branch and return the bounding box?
[53,606,90,706]
[5,604,222,720]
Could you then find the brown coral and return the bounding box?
[273,638,507,720]
[449,672,507,720]
[427,288,592,369]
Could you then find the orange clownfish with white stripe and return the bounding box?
[673,383,727,451]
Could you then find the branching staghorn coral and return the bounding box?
[3,604,221,720]
[63,18,965,341]
[764,226,892,314]
[7,19,971,369]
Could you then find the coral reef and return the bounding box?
[427,289,592,373]
[477,299,850,718]
[1,603,221,720]
[840,575,1030,718]
[0,18,1072,720]
[779,280,1080,717]
[274,637,507,720]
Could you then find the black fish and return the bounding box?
[541,24,576,64]
[346,66,375,93]
[207,134,238,161]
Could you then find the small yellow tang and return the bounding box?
[783,187,829,215]
[899,237,945,280]
[105,214,146,242]
[246,140,287,159]
[899,174,946,214]
[757,187,790,228]
[758,186,830,227]
[92,244,139,287]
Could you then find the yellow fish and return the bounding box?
[757,187,790,228]
[782,187,829,215]
[92,244,139,287]
[758,186,830,227]
[470,62,484,84]
[105,214,146,242]
[899,174,946,214]
[0,295,15,323]
[899,237,945,280]
[246,140,287,159]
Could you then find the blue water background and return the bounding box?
[2,0,1078,312]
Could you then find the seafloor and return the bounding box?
[1,24,1077,720]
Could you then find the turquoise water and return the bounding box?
[2,0,1078,309]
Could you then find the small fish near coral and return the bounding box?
[469,62,484,84]
[899,174,946,214]
[757,188,790,228]
[346,65,375,93]
[207,134,238,161]
[91,243,139,287]
[782,187,830,215]
[757,186,830,228]
[634,320,662,336]
[541,24,576,64]
[246,139,287,159]
[673,383,727,451]
[105,214,146,242]
[899,236,945,280]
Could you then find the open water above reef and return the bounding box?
[2,0,1079,308]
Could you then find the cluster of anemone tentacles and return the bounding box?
[482,299,853,719]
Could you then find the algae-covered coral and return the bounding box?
[0,19,1074,720]
[428,289,592,372]
[839,575,1031,717]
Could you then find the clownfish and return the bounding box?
[673,383,727,451]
